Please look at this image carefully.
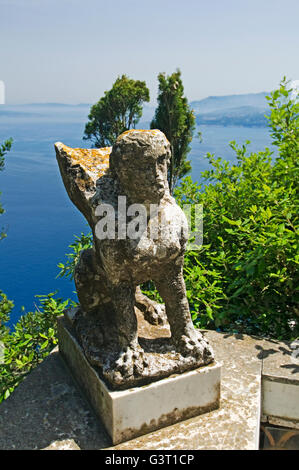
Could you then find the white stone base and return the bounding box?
[57,317,221,445]
[262,376,299,424]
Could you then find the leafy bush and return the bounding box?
[57,232,93,280]
[0,293,73,402]
[0,291,14,340]
[174,78,298,339]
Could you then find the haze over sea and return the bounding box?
[0,102,275,327]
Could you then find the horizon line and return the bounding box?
[1,90,270,107]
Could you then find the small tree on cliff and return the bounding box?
[0,138,12,241]
[150,69,195,193]
[83,75,150,148]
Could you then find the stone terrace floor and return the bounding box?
[0,314,298,450]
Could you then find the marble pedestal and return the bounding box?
[57,315,221,445]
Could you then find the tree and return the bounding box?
[266,77,299,189]
[150,69,195,193]
[83,75,150,148]
[0,138,12,240]
[0,138,12,173]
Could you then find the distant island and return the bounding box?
[190,92,269,127]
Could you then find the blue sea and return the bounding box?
[0,104,275,327]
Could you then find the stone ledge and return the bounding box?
[260,415,299,430]
[262,378,299,423]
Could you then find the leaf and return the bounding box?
[206,305,214,320]
[230,285,246,299]
[40,340,49,350]
[222,215,242,226]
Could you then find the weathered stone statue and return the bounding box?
[55,129,214,390]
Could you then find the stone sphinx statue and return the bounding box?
[55,129,214,390]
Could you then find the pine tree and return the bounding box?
[150,70,195,193]
[84,75,150,148]
[0,138,12,240]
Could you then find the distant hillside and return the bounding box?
[190,92,269,127]
[190,92,268,113]
[15,102,91,108]
[0,93,271,128]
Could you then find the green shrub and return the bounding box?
[0,293,73,402]
[57,232,93,280]
[174,78,298,339]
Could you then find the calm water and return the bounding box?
[0,105,275,326]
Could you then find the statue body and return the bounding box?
[55,129,214,389]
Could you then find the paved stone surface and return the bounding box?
[43,439,81,450]
[248,333,299,426]
[0,315,298,450]
[0,349,111,450]
[110,328,262,450]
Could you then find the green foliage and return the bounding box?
[266,77,299,187]
[0,293,74,402]
[0,138,12,240]
[174,79,299,340]
[0,291,14,341]
[0,138,12,171]
[150,69,196,193]
[57,232,93,280]
[0,230,92,401]
[83,75,150,147]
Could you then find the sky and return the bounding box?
[1,0,299,104]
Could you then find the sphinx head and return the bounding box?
[109,129,171,204]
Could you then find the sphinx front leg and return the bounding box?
[105,281,148,385]
[154,264,214,363]
[74,247,111,313]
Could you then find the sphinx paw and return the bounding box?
[144,302,167,326]
[111,343,148,381]
[177,331,214,363]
